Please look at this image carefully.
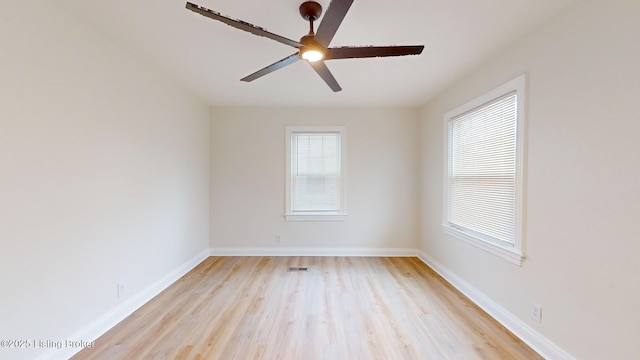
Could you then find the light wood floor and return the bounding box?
[72,257,541,359]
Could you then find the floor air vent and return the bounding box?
[287,267,309,272]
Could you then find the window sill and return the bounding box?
[285,213,347,222]
[442,224,524,266]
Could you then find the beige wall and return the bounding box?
[0,3,210,359]
[418,0,640,358]
[210,107,420,251]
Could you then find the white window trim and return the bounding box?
[442,74,527,265]
[285,126,347,222]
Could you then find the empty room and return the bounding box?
[1,0,638,359]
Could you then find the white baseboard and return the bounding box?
[38,249,210,360]
[209,246,417,257]
[414,250,575,360]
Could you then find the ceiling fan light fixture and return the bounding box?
[299,34,325,62]
[301,48,324,62]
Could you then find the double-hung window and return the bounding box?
[285,126,347,221]
[443,74,526,265]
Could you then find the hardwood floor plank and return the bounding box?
[72,257,541,360]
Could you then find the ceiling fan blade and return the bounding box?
[309,62,342,92]
[314,0,354,48]
[325,45,425,60]
[240,53,301,82]
[186,2,302,49]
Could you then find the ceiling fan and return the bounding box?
[185,0,424,92]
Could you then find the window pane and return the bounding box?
[294,175,339,211]
[292,133,340,211]
[448,92,517,244]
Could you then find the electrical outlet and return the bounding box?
[530,302,542,323]
[275,234,282,245]
[117,283,125,298]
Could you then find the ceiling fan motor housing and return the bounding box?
[300,34,320,47]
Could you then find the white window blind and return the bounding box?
[447,92,517,245]
[291,133,341,212]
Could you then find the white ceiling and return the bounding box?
[51,0,576,107]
